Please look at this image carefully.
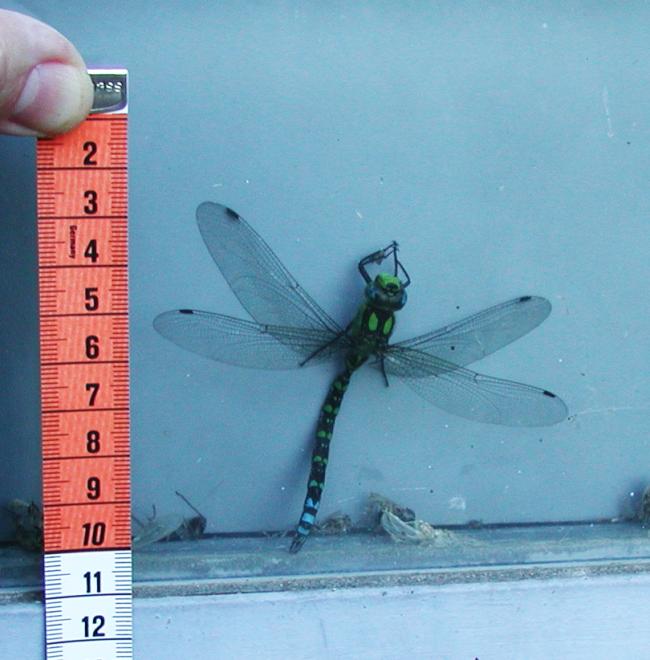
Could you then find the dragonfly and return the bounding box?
[154,202,567,553]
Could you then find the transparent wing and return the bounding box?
[196,202,343,333]
[393,296,552,367]
[132,514,185,548]
[154,309,346,369]
[384,346,567,427]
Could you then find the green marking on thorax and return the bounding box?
[368,312,379,332]
[383,316,394,335]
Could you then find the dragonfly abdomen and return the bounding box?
[289,302,400,552]
[289,367,353,553]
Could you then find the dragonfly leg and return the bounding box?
[290,368,352,553]
[380,356,390,387]
[358,241,410,287]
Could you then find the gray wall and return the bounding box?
[2,2,650,540]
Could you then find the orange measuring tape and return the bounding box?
[37,70,132,659]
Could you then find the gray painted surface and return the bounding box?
[2,3,650,545]
[3,573,650,659]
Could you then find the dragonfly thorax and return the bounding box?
[365,272,408,311]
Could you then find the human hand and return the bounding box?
[0,9,93,137]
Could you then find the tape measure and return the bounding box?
[37,69,132,660]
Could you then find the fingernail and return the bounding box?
[12,62,93,136]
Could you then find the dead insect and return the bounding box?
[6,499,43,552]
[369,492,455,545]
[315,512,353,536]
[132,491,207,548]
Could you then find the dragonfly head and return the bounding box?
[365,272,408,310]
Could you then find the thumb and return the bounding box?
[0,10,93,136]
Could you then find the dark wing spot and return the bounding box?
[543,390,556,398]
[225,207,241,221]
[450,345,456,351]
[519,295,532,302]
[179,309,194,315]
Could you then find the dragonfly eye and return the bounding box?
[366,274,407,310]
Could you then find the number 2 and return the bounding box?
[83,140,98,166]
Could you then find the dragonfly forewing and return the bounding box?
[196,202,343,333]
[393,296,552,368]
